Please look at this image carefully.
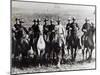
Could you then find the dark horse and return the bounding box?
[44,30,55,65]
[68,33,81,61]
[81,25,95,61]
[12,25,31,67]
[54,33,65,68]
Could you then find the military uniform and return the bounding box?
[43,18,49,40]
[66,22,71,41]
[13,18,25,56]
[69,18,81,49]
[66,21,72,49]
[82,22,91,40]
[56,24,65,44]
[31,19,40,38]
[48,20,55,42]
[14,18,23,40]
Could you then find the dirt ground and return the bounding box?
[11,49,96,74]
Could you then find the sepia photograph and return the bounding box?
[11,0,96,74]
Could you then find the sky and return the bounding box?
[12,1,95,28]
[12,1,95,16]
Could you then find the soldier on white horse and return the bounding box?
[37,18,46,67]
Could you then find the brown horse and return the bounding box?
[68,33,81,62]
[53,33,65,68]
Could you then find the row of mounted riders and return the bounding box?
[12,17,95,68]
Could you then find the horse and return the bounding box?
[68,33,81,62]
[66,28,71,56]
[37,24,46,67]
[12,25,32,67]
[81,25,95,61]
[45,30,56,65]
[53,32,65,68]
[11,27,17,58]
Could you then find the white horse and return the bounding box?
[37,24,46,67]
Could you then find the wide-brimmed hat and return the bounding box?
[15,18,20,21]
[85,18,89,21]
[37,18,41,23]
[32,19,36,22]
[44,18,48,22]
[72,17,76,20]
[68,18,71,21]
[19,18,24,23]
[15,18,18,21]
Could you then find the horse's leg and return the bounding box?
[41,49,45,66]
[40,50,42,67]
[90,49,93,59]
[88,48,93,60]
[53,49,56,64]
[37,49,41,67]
[66,40,70,55]
[82,47,85,61]
[86,48,89,60]
[61,44,65,64]
[71,48,74,61]
[57,49,62,68]
[66,36,70,56]
[51,49,54,65]
[73,48,77,61]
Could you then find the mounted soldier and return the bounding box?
[13,18,30,60]
[14,18,24,52]
[48,19,55,42]
[56,18,65,45]
[81,18,91,42]
[31,19,40,39]
[81,18,95,60]
[30,19,40,57]
[70,17,81,49]
[28,19,37,48]
[69,17,81,61]
[43,18,49,41]
[12,18,21,58]
[66,18,72,55]
[54,17,66,68]
[66,18,71,46]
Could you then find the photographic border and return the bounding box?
[10,0,96,74]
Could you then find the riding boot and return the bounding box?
[73,49,77,61]
[78,38,81,49]
[71,49,74,61]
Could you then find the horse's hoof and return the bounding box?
[56,64,61,68]
[38,64,41,68]
[56,66,60,69]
